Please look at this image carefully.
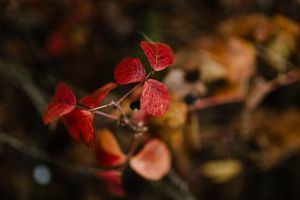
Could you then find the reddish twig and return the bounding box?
[188,69,300,112]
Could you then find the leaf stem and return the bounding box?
[88,102,115,112]
[93,111,119,120]
[119,132,144,173]
[117,71,153,105]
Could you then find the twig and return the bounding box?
[0,130,103,176]
[117,71,153,104]
[93,111,119,120]
[246,69,300,111]
[166,169,196,200]
[119,132,144,172]
[189,92,245,111]
[188,69,300,112]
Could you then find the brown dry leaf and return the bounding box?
[251,109,300,169]
[174,36,255,106]
[200,159,243,183]
[198,36,256,84]
[264,15,300,71]
[219,13,274,43]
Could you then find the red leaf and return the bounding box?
[140,41,175,71]
[79,83,117,108]
[43,82,76,125]
[95,129,126,167]
[97,170,124,196]
[129,139,171,180]
[63,109,95,147]
[140,79,170,116]
[114,57,147,85]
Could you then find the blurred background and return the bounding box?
[0,0,300,199]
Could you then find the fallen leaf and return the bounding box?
[201,159,243,183]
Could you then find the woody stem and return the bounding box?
[117,71,153,104]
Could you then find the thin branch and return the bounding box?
[0,130,103,176]
[88,102,115,112]
[117,71,153,104]
[167,169,196,200]
[93,111,119,120]
[189,92,245,111]
[119,132,144,173]
[189,69,300,112]
[246,69,300,111]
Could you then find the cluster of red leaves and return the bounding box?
[43,41,174,196]
[114,41,174,116]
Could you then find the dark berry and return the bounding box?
[130,100,141,110]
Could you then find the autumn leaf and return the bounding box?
[114,57,147,85]
[200,159,243,183]
[141,79,170,116]
[140,41,175,71]
[129,139,171,180]
[96,170,124,196]
[94,129,126,167]
[43,82,76,125]
[79,83,117,108]
[63,109,95,147]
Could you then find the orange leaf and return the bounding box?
[95,129,126,167]
[79,83,117,108]
[63,109,95,147]
[96,170,124,196]
[129,139,171,180]
[43,82,76,125]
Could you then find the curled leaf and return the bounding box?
[63,109,95,147]
[129,139,171,180]
[96,170,124,196]
[95,129,126,167]
[141,79,170,116]
[140,41,175,71]
[114,57,147,85]
[43,82,76,125]
[79,83,117,108]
